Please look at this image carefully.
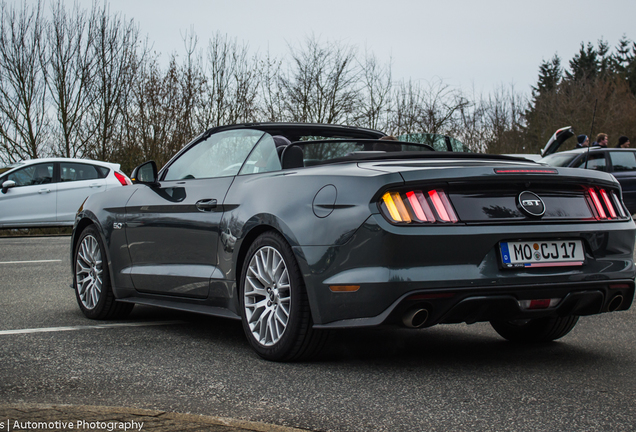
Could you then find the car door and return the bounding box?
[56,162,108,224]
[572,152,608,172]
[125,129,265,298]
[0,162,57,227]
[607,150,636,214]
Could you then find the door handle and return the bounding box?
[89,183,102,188]
[195,199,217,211]
[38,188,51,194]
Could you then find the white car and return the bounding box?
[0,158,131,228]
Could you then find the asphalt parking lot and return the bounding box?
[1,236,635,431]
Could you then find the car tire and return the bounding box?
[240,231,327,361]
[490,316,579,343]
[73,225,134,320]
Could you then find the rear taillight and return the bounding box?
[586,186,626,220]
[114,171,132,186]
[380,189,458,224]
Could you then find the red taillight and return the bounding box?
[381,188,458,224]
[600,189,617,218]
[586,186,624,220]
[114,171,132,186]
[588,188,606,218]
[494,168,558,174]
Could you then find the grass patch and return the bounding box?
[0,227,72,237]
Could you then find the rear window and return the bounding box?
[609,151,636,171]
[60,163,106,182]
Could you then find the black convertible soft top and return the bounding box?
[207,122,385,141]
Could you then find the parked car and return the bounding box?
[502,126,576,162]
[0,158,131,228]
[540,131,636,214]
[71,123,635,361]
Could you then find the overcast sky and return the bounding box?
[40,0,636,96]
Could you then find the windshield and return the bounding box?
[0,162,24,176]
[540,153,579,167]
[397,133,470,152]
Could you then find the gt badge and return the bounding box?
[518,191,545,217]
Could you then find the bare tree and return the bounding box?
[196,33,259,130]
[176,30,205,145]
[86,3,143,162]
[481,84,527,154]
[387,78,468,137]
[353,51,392,131]
[258,52,284,122]
[279,36,360,124]
[0,0,48,163]
[454,87,489,153]
[45,0,96,158]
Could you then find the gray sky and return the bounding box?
[65,0,636,95]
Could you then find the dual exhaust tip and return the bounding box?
[402,308,429,328]
[608,295,624,312]
[402,294,625,327]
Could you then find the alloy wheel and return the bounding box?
[244,246,291,346]
[75,234,103,310]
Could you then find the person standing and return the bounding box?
[576,135,589,148]
[592,133,608,147]
[616,136,630,148]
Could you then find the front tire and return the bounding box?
[73,225,133,320]
[240,231,326,361]
[490,316,579,343]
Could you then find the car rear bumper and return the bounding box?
[297,216,636,326]
[312,280,634,329]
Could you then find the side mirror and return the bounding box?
[131,161,158,185]
[2,180,16,194]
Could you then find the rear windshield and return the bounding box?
[289,139,434,166]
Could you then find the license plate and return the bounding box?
[499,240,585,268]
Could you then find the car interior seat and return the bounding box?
[281,146,304,169]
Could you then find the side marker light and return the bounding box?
[329,285,360,292]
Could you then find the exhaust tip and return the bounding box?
[608,295,624,312]
[403,308,429,328]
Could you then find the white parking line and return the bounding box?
[0,320,185,335]
[0,259,62,264]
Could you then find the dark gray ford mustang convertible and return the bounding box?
[71,123,636,361]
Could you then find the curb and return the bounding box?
[0,404,312,432]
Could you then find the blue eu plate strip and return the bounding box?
[500,242,511,264]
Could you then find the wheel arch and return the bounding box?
[71,213,115,294]
[235,224,284,296]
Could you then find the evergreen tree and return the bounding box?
[532,54,562,101]
[613,36,636,95]
[612,35,632,74]
[566,42,599,81]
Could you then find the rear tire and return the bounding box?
[490,316,579,343]
[239,231,327,361]
[73,225,134,320]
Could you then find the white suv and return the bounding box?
[0,158,131,228]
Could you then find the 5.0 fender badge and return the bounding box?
[517,191,545,217]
